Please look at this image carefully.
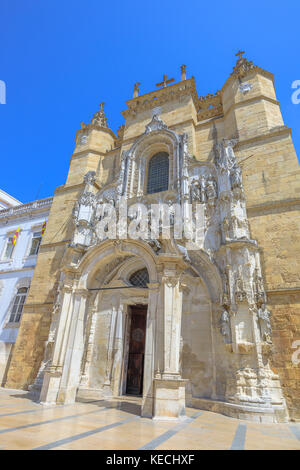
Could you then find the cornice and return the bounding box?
[54,183,84,194]
[75,124,117,142]
[247,197,300,217]
[0,266,35,274]
[266,287,300,296]
[224,95,280,119]
[0,197,53,221]
[72,148,108,159]
[221,66,275,94]
[40,239,71,249]
[121,78,199,119]
[235,126,292,150]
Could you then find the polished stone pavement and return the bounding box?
[0,388,299,450]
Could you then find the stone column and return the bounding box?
[102,306,118,396]
[40,285,73,404]
[141,283,159,417]
[111,305,125,396]
[56,289,89,404]
[153,258,187,420]
[80,305,97,387]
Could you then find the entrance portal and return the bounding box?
[126,305,147,396]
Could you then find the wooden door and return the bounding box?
[126,306,147,395]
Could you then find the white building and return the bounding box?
[0,189,22,210]
[0,194,53,384]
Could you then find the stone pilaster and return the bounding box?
[152,256,188,419]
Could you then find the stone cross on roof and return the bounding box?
[235,50,245,61]
[90,102,107,128]
[156,74,175,88]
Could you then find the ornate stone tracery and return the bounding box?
[36,113,288,423]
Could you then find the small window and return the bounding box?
[29,231,42,256]
[129,268,149,287]
[3,235,15,259]
[9,287,28,323]
[147,152,169,194]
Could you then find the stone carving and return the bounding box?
[230,164,243,190]
[235,266,247,302]
[205,178,218,202]
[190,180,202,202]
[72,171,98,246]
[77,132,88,146]
[84,171,96,185]
[254,268,266,306]
[81,102,108,130]
[145,114,168,134]
[219,308,232,344]
[239,82,253,94]
[190,175,211,203]
[133,82,141,98]
[258,304,272,344]
[231,51,257,79]
[216,139,238,170]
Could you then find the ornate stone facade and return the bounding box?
[4,54,300,422]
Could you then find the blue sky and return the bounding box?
[1,0,299,203]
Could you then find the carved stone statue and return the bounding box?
[230,164,243,190]
[133,82,141,98]
[216,138,238,170]
[191,180,201,202]
[258,304,272,344]
[205,178,218,202]
[235,266,247,302]
[219,309,232,344]
[84,171,96,186]
[221,217,231,242]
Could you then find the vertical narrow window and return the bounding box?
[29,231,42,256]
[3,235,14,259]
[9,287,28,323]
[147,152,169,194]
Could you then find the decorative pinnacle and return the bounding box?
[133,82,141,98]
[180,64,187,81]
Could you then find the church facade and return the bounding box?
[4,53,300,422]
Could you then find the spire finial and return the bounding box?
[180,64,187,81]
[90,102,107,128]
[133,82,141,98]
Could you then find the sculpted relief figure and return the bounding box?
[258,304,272,344]
[216,138,238,170]
[190,177,207,203]
[230,164,243,190]
[219,308,232,344]
[190,180,201,202]
[205,178,218,203]
[235,266,247,302]
[221,217,231,242]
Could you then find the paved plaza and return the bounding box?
[0,388,299,450]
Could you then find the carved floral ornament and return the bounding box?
[68,117,272,353]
